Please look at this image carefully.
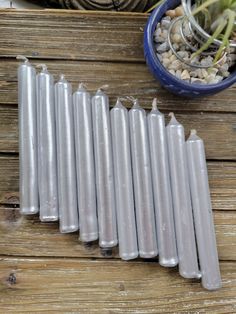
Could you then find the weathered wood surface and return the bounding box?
[0,8,235,313]
[0,156,236,211]
[0,207,235,261]
[0,59,236,113]
[0,258,236,313]
[0,104,235,159]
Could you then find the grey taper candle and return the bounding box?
[17,55,39,215]
[55,74,79,233]
[73,84,98,242]
[148,99,178,267]
[129,99,158,258]
[166,113,200,279]
[186,129,221,290]
[111,98,138,260]
[92,89,117,248]
[36,64,58,222]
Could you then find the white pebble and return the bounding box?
[166,10,176,18]
[175,70,182,79]
[170,54,177,62]
[172,33,182,43]
[169,59,182,70]
[169,69,176,76]
[191,78,206,84]
[201,69,208,78]
[181,69,190,80]
[162,52,169,58]
[156,42,169,53]
[175,6,184,16]
[162,58,171,67]
[161,19,171,29]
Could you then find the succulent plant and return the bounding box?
[192,0,236,61]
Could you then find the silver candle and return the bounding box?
[55,74,79,233]
[147,99,178,267]
[92,89,117,248]
[129,100,158,258]
[36,64,58,222]
[166,113,200,279]
[17,55,39,215]
[73,84,98,242]
[186,130,221,290]
[111,98,138,260]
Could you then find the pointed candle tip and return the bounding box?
[168,112,179,125]
[115,97,123,108]
[190,129,197,136]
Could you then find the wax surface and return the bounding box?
[111,98,138,260]
[73,84,98,242]
[55,75,79,233]
[187,130,222,290]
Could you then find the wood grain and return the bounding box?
[0,156,235,210]
[1,59,236,113]
[0,207,235,260]
[0,257,236,313]
[0,10,146,62]
[0,103,235,159]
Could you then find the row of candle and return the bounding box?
[17,55,221,290]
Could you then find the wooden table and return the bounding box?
[0,9,235,313]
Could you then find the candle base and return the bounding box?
[80,232,99,243]
[159,257,178,267]
[20,206,39,215]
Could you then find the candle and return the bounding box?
[36,64,58,222]
[186,130,222,290]
[129,99,158,258]
[91,89,117,248]
[147,99,178,267]
[111,98,138,260]
[166,113,200,278]
[73,84,98,242]
[17,55,39,215]
[55,74,79,233]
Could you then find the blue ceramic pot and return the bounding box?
[143,0,236,98]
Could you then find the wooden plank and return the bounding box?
[0,257,235,313]
[0,157,235,210]
[0,59,236,113]
[0,206,235,260]
[0,10,146,62]
[0,103,235,159]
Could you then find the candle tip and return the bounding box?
[78,82,87,91]
[168,112,179,125]
[115,97,124,108]
[16,55,29,63]
[59,74,67,82]
[36,64,48,73]
[152,98,158,110]
[187,129,201,141]
[98,84,109,92]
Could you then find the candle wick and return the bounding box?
[152,98,158,110]
[36,64,48,72]
[16,55,29,63]
[78,82,87,90]
[99,84,109,91]
[190,129,197,136]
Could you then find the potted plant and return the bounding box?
[144,0,236,97]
